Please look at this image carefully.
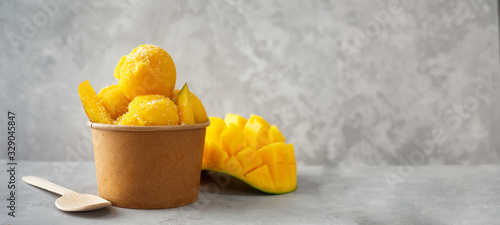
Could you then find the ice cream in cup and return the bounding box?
[78,44,210,208]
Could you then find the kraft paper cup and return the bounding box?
[87,121,210,209]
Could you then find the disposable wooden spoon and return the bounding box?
[23,176,111,212]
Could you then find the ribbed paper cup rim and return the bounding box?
[87,121,210,132]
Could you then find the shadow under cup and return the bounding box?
[87,121,210,209]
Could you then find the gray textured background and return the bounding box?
[0,0,499,166]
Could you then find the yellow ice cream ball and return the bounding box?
[119,94,179,126]
[114,44,176,100]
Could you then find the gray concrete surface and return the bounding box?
[3,160,500,224]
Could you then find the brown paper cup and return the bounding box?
[88,121,210,209]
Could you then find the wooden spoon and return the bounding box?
[23,176,111,212]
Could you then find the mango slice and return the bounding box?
[202,114,297,194]
[171,89,209,123]
[177,83,195,125]
[97,84,130,120]
[190,94,209,123]
[78,80,113,124]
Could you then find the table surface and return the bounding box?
[2,160,500,224]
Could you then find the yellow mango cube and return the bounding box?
[286,143,296,164]
[288,163,297,191]
[243,114,271,148]
[245,165,275,191]
[268,163,291,193]
[224,113,248,130]
[225,156,245,179]
[258,142,288,165]
[236,146,262,174]
[220,124,247,156]
[269,125,286,143]
[206,117,226,144]
[202,141,228,172]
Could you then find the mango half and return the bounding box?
[202,114,297,194]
